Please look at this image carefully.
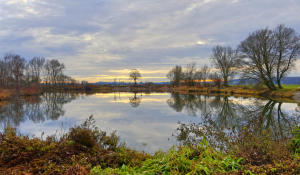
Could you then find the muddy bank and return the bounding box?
[293,92,300,103]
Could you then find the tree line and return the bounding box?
[0,53,76,89]
[167,24,300,90]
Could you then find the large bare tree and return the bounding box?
[273,24,300,88]
[239,28,278,90]
[239,25,300,90]
[211,46,240,86]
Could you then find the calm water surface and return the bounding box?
[0,92,299,153]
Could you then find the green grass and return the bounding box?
[91,141,243,175]
[282,84,300,90]
[234,84,300,90]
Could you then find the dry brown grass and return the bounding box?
[0,89,14,100]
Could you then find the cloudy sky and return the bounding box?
[1,0,300,82]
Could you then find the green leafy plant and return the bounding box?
[289,127,300,155]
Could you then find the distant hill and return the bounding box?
[93,81,170,85]
[230,77,300,85]
[281,77,300,84]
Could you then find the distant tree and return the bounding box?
[81,81,88,85]
[0,60,7,87]
[5,54,26,89]
[167,65,183,86]
[273,24,300,88]
[0,53,76,88]
[198,65,210,86]
[184,63,196,86]
[209,72,222,88]
[129,69,141,85]
[28,57,45,84]
[44,59,65,85]
[211,46,240,86]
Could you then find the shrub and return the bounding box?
[68,127,97,148]
[289,126,300,155]
[68,116,122,150]
[0,117,148,174]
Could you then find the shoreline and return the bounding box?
[1,85,300,103]
[170,85,300,103]
[0,117,299,174]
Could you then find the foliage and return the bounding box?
[91,140,243,175]
[68,116,122,150]
[233,128,300,174]
[289,126,300,155]
[1,117,299,174]
[0,117,148,174]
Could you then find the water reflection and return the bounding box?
[0,92,78,129]
[168,93,300,150]
[128,92,142,108]
[0,92,299,153]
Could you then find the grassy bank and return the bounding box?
[1,84,299,103]
[0,86,42,101]
[41,84,170,93]
[171,85,300,101]
[0,117,299,175]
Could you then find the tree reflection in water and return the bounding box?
[168,93,300,151]
[0,92,78,129]
[296,104,300,113]
[129,92,142,108]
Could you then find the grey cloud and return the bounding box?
[1,0,300,82]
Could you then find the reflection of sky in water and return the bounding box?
[17,93,203,153]
[2,93,300,153]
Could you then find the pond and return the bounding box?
[0,92,299,153]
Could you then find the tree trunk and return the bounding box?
[277,78,283,89]
[223,77,228,87]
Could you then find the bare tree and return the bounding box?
[44,59,65,85]
[167,65,183,86]
[0,53,76,89]
[211,46,240,86]
[0,60,6,87]
[28,57,45,84]
[129,69,141,85]
[209,72,222,88]
[198,65,210,86]
[239,28,277,90]
[239,25,300,90]
[6,54,26,90]
[184,63,196,86]
[274,24,300,88]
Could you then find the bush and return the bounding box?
[290,126,300,155]
[69,127,97,148]
[0,117,148,174]
[68,116,122,150]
